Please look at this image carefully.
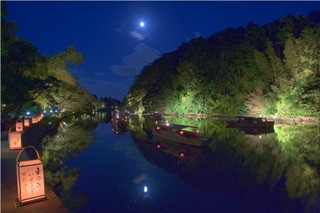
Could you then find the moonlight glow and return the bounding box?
[140,22,145,27]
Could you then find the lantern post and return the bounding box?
[16,146,46,205]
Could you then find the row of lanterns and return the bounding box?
[9,115,43,150]
[8,114,46,205]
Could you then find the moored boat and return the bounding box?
[152,123,213,147]
[226,116,274,129]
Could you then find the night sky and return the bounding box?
[6,1,320,100]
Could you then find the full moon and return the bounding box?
[140,22,145,27]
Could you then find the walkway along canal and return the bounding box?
[1,118,68,213]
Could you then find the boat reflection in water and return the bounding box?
[111,123,128,135]
[226,116,274,135]
[111,114,129,135]
[152,137,211,162]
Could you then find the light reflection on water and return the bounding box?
[42,113,320,212]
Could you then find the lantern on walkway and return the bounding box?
[16,146,46,204]
[24,118,30,127]
[31,117,37,124]
[9,127,22,150]
[16,119,23,132]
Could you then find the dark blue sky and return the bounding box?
[6,1,320,100]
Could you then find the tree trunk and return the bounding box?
[12,103,24,123]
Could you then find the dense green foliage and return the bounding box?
[1,3,98,122]
[124,12,320,118]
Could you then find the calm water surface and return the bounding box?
[42,114,320,212]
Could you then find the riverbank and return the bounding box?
[1,119,68,213]
[138,112,319,125]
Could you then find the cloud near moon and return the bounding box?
[111,43,159,77]
[130,31,145,41]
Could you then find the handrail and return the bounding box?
[16,146,40,162]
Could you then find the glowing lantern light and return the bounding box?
[180,153,185,157]
[16,120,23,132]
[16,146,45,204]
[179,130,184,135]
[9,127,22,150]
[157,144,161,148]
[156,126,160,130]
[24,118,30,127]
[31,117,37,124]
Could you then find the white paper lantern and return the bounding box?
[8,127,22,150]
[16,120,23,132]
[16,146,46,204]
[24,119,30,127]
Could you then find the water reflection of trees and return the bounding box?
[41,117,98,211]
[274,124,320,211]
[128,116,320,211]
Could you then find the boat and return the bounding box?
[226,116,274,129]
[152,123,213,147]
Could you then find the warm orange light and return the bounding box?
[16,121,23,132]
[9,128,22,150]
[24,119,30,127]
[196,130,200,134]
[31,117,37,123]
[16,146,45,204]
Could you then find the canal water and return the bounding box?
[41,113,320,212]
